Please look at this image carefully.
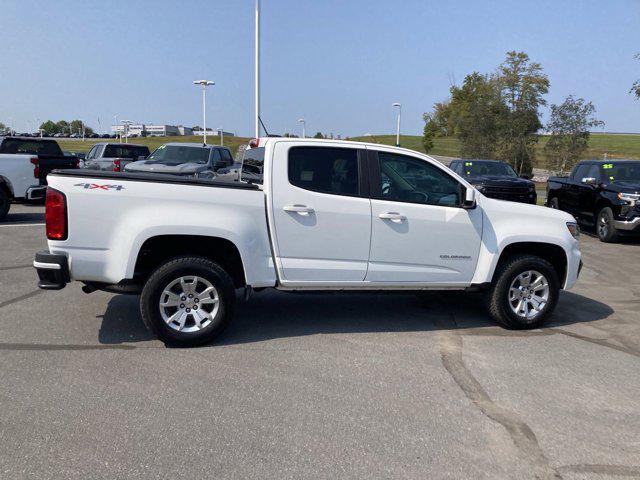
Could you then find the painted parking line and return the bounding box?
[0,223,45,228]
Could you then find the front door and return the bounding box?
[366,149,482,285]
[271,143,371,283]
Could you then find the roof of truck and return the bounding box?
[163,142,230,149]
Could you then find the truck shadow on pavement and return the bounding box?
[2,212,45,225]
[96,289,614,346]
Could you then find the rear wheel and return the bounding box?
[0,188,10,221]
[597,207,620,243]
[140,256,236,347]
[487,255,560,329]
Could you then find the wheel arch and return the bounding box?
[491,241,568,288]
[0,176,14,198]
[132,234,247,289]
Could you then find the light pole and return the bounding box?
[298,118,306,138]
[193,80,214,145]
[392,103,402,147]
[255,0,261,138]
[218,128,224,147]
[121,120,132,143]
[114,115,120,142]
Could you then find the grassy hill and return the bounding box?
[59,133,640,168]
[348,133,640,167]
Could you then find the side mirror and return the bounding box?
[582,177,597,186]
[462,187,477,209]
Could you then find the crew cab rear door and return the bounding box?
[365,148,482,285]
[270,142,371,283]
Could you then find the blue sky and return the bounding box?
[1,0,639,136]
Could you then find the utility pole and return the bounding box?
[393,103,402,147]
[193,80,215,145]
[255,0,260,138]
[298,118,306,138]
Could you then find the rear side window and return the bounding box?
[288,147,359,196]
[241,147,265,184]
[103,145,150,159]
[0,139,62,155]
[221,149,233,164]
[573,164,591,181]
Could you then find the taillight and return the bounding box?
[249,138,260,149]
[113,159,121,172]
[30,157,39,178]
[45,187,67,240]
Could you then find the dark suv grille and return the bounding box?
[482,186,535,203]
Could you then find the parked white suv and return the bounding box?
[34,138,582,346]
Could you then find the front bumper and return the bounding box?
[33,251,70,290]
[613,216,640,232]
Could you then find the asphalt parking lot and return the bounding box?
[1,203,639,480]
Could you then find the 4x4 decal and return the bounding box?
[74,183,125,191]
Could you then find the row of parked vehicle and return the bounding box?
[0,136,242,220]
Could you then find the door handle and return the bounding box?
[283,204,315,215]
[378,212,406,223]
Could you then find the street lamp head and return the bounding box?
[298,118,305,123]
[392,103,401,107]
[193,80,215,86]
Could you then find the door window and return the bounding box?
[376,152,461,207]
[572,164,591,181]
[221,149,233,165]
[587,165,601,181]
[86,146,97,160]
[288,147,359,196]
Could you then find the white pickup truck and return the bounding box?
[0,136,79,220]
[34,138,582,346]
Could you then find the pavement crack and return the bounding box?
[436,315,562,480]
[0,264,31,272]
[558,464,640,477]
[0,289,43,309]
[0,343,146,351]
[551,328,640,359]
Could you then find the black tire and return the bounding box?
[0,188,10,221]
[140,256,236,347]
[596,207,620,243]
[547,197,559,209]
[487,254,560,329]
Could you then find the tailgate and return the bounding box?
[38,155,79,184]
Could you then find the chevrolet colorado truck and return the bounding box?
[82,143,150,172]
[546,160,640,242]
[34,138,582,346]
[0,136,78,220]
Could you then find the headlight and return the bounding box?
[566,222,580,239]
[618,192,640,204]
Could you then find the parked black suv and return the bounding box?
[547,160,640,242]
[449,159,537,204]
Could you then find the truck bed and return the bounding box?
[45,170,275,288]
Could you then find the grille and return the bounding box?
[482,186,534,202]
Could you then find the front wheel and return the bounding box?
[597,207,620,243]
[140,256,236,347]
[487,255,560,329]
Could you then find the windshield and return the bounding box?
[459,161,518,178]
[146,145,210,165]
[602,162,640,183]
[103,145,149,159]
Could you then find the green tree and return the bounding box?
[494,51,549,175]
[449,72,505,159]
[69,120,94,136]
[56,120,70,134]
[422,113,436,152]
[39,120,59,136]
[631,53,640,99]
[0,122,7,135]
[544,96,603,174]
[313,132,324,139]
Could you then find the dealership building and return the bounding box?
[111,124,194,137]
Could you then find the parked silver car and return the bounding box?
[124,143,234,176]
